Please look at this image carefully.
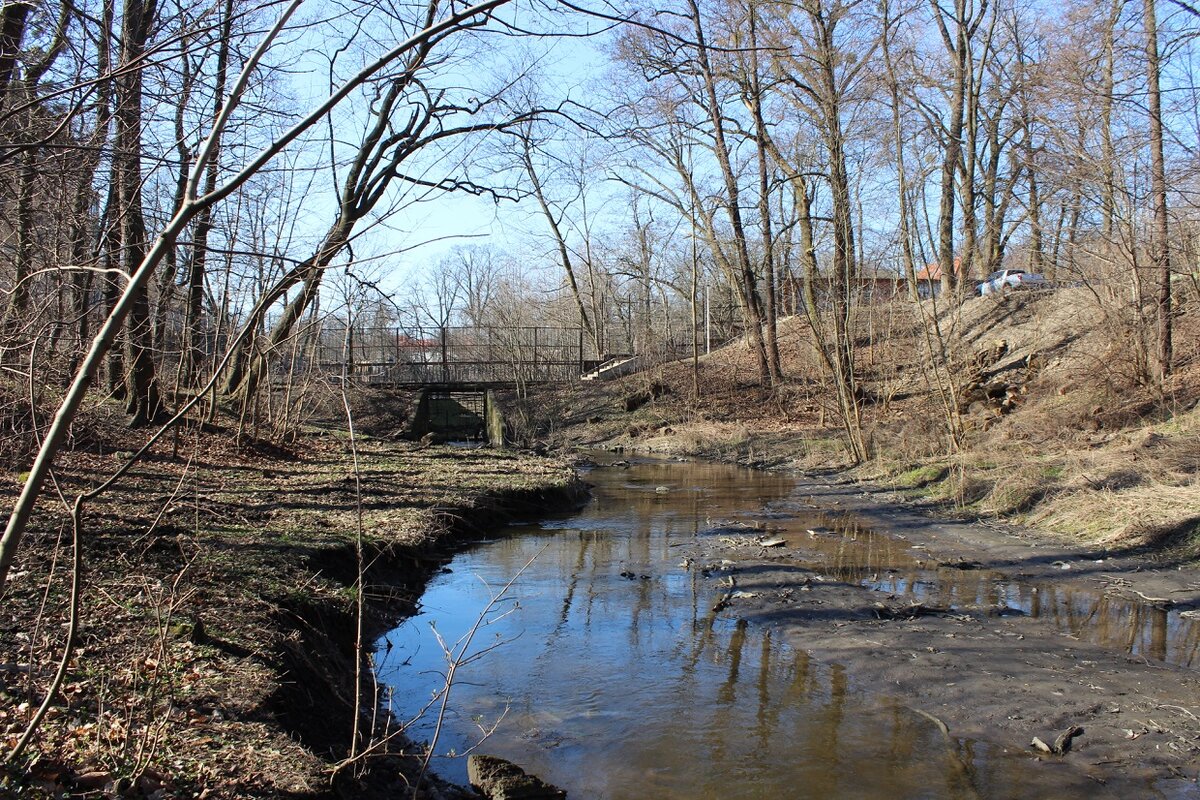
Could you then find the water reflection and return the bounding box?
[792,514,1199,668]
[375,460,1186,798]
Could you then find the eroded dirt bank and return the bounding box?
[677,467,1200,797]
[1,425,583,799]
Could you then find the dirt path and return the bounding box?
[687,475,1200,798]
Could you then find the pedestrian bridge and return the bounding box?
[290,324,602,388]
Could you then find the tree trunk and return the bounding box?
[937,71,964,296]
[185,0,235,384]
[811,0,865,462]
[1101,0,1120,241]
[1027,165,1045,274]
[115,0,165,426]
[0,1,30,105]
[931,0,973,296]
[745,2,782,380]
[881,0,919,301]
[4,149,38,330]
[522,139,600,356]
[1143,0,1172,380]
[223,227,349,401]
[687,0,771,387]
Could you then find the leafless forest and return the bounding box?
[1,0,1195,453]
[1,0,1198,792]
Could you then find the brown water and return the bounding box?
[375,459,1199,798]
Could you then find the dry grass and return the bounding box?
[542,282,1200,558]
[1029,481,1200,548]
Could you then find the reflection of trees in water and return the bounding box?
[1034,586,1188,667]
[795,510,1198,669]
[387,460,1136,797]
[718,619,749,706]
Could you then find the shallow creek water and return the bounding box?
[375,459,1199,798]
[801,512,1199,669]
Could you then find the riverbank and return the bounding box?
[533,288,1199,560]
[1,412,583,799]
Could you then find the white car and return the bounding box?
[976,269,1049,295]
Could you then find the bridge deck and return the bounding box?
[295,361,593,388]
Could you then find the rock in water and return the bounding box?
[466,754,567,799]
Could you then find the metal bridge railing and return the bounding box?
[279,324,597,387]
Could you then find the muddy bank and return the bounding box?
[687,471,1200,796]
[276,477,588,799]
[1,433,583,799]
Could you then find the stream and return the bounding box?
[375,458,1200,799]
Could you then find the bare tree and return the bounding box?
[762,0,878,461]
[182,0,236,384]
[612,1,773,385]
[112,0,166,425]
[927,0,992,295]
[221,20,545,404]
[518,126,601,353]
[0,0,523,596]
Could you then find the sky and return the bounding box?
[272,0,618,298]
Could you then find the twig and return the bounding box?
[339,349,368,764]
[910,707,982,800]
[912,707,951,739]
[412,545,548,798]
[1157,704,1199,721]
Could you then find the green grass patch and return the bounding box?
[893,464,949,489]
